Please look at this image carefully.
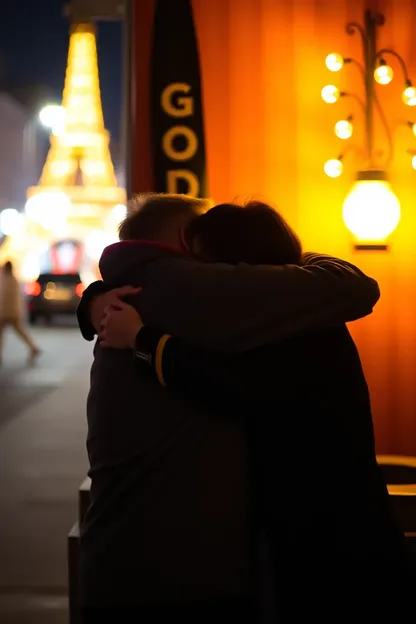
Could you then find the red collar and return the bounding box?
[101,240,184,259]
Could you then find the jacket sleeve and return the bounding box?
[133,326,232,403]
[138,253,380,353]
[76,280,109,341]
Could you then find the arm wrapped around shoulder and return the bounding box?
[302,252,380,321]
[139,254,380,354]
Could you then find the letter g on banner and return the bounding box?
[161,83,194,118]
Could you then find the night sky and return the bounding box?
[0,0,123,140]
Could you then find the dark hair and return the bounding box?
[119,193,211,241]
[3,261,13,273]
[185,201,302,266]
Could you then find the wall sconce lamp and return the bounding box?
[322,10,415,251]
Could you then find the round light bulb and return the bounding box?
[321,85,340,104]
[374,64,394,85]
[342,174,401,242]
[402,86,416,107]
[38,104,66,135]
[324,159,343,178]
[334,119,353,140]
[325,53,343,72]
[0,208,23,236]
[412,155,416,170]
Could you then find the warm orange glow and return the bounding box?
[75,282,85,298]
[25,282,41,297]
[188,0,416,455]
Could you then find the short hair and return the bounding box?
[186,200,302,266]
[3,261,13,273]
[119,193,211,241]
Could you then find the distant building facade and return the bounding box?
[0,91,44,214]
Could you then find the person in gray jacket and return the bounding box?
[77,193,380,624]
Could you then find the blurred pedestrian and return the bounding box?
[0,261,40,363]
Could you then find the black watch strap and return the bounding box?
[133,326,164,371]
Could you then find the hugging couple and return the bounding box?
[77,193,413,624]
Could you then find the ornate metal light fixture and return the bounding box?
[322,10,415,251]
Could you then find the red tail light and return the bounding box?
[25,282,41,297]
[75,283,85,298]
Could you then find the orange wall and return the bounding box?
[191,0,416,454]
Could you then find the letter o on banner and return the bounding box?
[162,126,199,161]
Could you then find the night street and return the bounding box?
[0,322,92,623]
[0,0,415,622]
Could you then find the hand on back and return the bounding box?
[98,295,144,349]
[90,286,141,333]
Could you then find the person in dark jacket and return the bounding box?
[98,201,414,622]
[77,193,381,623]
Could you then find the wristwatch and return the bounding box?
[133,326,163,370]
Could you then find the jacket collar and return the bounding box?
[101,240,184,259]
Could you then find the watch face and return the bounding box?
[134,350,152,365]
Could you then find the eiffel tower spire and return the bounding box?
[27,22,125,213]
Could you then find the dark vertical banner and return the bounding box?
[130,0,155,195]
[150,0,208,197]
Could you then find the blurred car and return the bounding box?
[25,273,85,324]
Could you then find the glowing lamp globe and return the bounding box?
[324,159,343,178]
[325,53,343,72]
[402,86,416,107]
[321,85,340,104]
[374,64,394,85]
[412,155,416,170]
[334,119,353,140]
[342,171,401,245]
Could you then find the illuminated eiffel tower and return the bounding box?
[1,21,126,283]
[27,21,126,229]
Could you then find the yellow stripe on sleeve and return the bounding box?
[155,334,171,387]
